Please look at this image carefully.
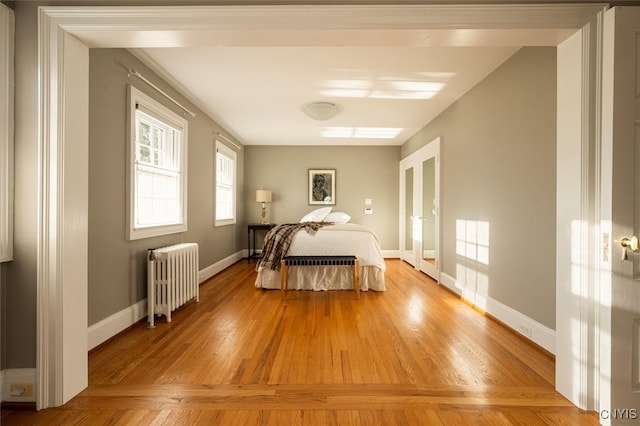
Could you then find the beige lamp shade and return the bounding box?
[256,190,272,203]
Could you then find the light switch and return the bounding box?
[364,207,373,215]
[365,198,372,206]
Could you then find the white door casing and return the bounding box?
[35,3,608,410]
[399,137,440,281]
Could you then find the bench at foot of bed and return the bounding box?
[280,255,360,300]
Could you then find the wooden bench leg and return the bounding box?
[354,259,360,298]
[280,260,288,300]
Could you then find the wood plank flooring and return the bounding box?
[2,259,599,425]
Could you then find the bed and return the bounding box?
[254,217,386,292]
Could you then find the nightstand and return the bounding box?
[247,223,277,263]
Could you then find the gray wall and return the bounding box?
[88,48,245,325]
[244,146,399,250]
[402,47,557,329]
[5,0,39,369]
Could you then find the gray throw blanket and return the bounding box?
[256,222,330,271]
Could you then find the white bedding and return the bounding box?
[254,223,386,291]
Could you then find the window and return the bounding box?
[127,86,188,240]
[215,141,236,226]
[0,4,13,262]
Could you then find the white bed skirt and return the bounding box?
[255,265,385,292]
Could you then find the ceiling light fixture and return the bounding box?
[302,101,340,121]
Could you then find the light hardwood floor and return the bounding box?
[2,259,599,425]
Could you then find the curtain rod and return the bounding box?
[128,68,196,118]
[215,132,242,150]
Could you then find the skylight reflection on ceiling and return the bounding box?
[320,77,448,100]
[322,127,402,139]
[370,90,437,100]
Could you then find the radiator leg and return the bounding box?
[147,251,156,329]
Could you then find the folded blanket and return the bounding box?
[256,222,330,271]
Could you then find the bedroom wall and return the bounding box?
[244,146,399,251]
[401,47,557,330]
[5,0,38,369]
[88,48,245,325]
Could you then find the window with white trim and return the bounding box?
[215,141,236,226]
[127,86,188,240]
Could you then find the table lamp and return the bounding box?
[256,190,272,224]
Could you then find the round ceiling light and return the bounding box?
[302,101,340,121]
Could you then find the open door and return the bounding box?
[601,5,640,420]
[399,137,440,281]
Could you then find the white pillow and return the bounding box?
[300,207,332,223]
[324,211,350,224]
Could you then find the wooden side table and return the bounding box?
[247,223,277,263]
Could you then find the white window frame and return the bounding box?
[127,85,188,240]
[215,140,237,227]
[0,4,14,262]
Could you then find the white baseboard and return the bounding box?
[440,272,555,354]
[382,250,400,258]
[199,250,245,283]
[2,368,36,403]
[88,299,147,350]
[88,250,245,350]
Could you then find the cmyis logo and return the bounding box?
[600,409,638,420]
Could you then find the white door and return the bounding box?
[602,6,640,420]
[399,137,440,280]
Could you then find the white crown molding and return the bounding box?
[41,4,609,36]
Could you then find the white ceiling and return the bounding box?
[127,25,579,146]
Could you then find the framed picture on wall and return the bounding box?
[308,169,336,205]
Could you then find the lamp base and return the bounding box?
[260,203,267,224]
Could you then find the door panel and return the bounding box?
[402,166,416,266]
[603,5,640,416]
[419,154,439,279]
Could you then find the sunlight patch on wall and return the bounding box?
[455,219,490,310]
[456,219,490,265]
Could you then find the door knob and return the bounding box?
[621,236,639,250]
[621,236,639,260]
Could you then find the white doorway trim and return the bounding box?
[36,3,607,409]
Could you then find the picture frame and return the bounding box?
[308,169,336,205]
